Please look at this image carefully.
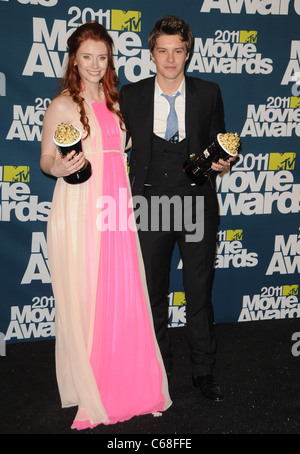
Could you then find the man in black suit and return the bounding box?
[120,15,235,401]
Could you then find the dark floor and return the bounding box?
[1,318,299,436]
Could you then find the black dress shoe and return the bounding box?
[192,375,224,401]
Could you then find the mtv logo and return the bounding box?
[173,292,186,307]
[290,97,300,108]
[3,166,30,182]
[111,10,141,32]
[226,230,243,241]
[282,285,299,296]
[268,153,296,171]
[0,333,6,357]
[239,30,258,44]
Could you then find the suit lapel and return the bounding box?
[185,76,199,138]
[139,77,155,137]
[132,77,155,163]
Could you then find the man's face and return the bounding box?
[150,34,189,85]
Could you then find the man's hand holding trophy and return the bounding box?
[183,132,240,185]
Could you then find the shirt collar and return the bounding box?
[154,77,186,100]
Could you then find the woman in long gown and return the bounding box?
[40,21,171,430]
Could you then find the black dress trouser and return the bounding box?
[137,181,219,377]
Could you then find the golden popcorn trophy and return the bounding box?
[183,132,240,185]
[53,123,92,184]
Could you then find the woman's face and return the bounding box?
[74,39,108,87]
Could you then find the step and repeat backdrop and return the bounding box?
[0,0,299,343]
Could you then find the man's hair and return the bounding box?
[148,15,194,55]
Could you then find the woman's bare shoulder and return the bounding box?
[49,91,74,111]
[44,91,77,124]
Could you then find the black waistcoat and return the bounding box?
[145,134,191,188]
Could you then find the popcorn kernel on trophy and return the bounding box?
[53,123,92,184]
[183,132,240,185]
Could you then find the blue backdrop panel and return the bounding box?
[0,0,299,343]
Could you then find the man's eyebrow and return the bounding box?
[156,46,185,50]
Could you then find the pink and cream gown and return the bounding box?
[47,101,171,430]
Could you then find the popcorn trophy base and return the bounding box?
[183,133,239,186]
[53,128,92,185]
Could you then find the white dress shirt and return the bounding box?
[153,78,186,142]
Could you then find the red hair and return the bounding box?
[62,21,123,138]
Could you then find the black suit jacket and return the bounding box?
[119,75,226,196]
